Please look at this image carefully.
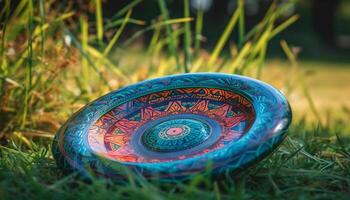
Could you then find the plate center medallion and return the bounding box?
[141,118,211,152]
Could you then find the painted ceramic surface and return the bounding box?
[52,73,292,179]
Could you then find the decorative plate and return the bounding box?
[52,73,292,180]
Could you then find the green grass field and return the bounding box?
[0,0,349,199]
[1,117,349,199]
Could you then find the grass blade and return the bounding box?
[103,9,132,56]
[0,0,10,70]
[86,46,128,79]
[270,14,299,38]
[95,0,104,46]
[147,17,162,54]
[22,0,33,128]
[39,0,45,57]
[280,40,297,68]
[10,0,28,21]
[281,40,322,124]
[243,1,276,43]
[239,22,273,74]
[12,12,74,72]
[183,0,191,72]
[80,15,90,91]
[105,18,145,30]
[110,0,143,19]
[123,18,192,47]
[238,0,245,48]
[157,0,181,72]
[225,42,251,73]
[256,42,267,79]
[122,18,192,47]
[194,8,203,58]
[63,26,112,90]
[208,4,242,66]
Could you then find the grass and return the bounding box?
[260,60,350,122]
[1,120,349,199]
[0,0,349,199]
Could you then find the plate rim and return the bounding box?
[52,72,292,178]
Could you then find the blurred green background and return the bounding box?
[1,1,350,199]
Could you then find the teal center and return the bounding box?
[141,118,211,152]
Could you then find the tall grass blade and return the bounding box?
[280,40,297,66]
[11,0,28,21]
[0,0,9,21]
[190,55,205,73]
[157,0,181,72]
[86,46,127,79]
[0,0,10,70]
[105,18,145,30]
[39,0,45,57]
[194,8,203,58]
[111,0,143,19]
[105,0,145,30]
[238,0,245,48]
[225,42,251,73]
[183,0,191,72]
[243,1,276,43]
[256,43,267,79]
[80,15,90,91]
[270,15,299,38]
[22,0,34,128]
[123,18,192,47]
[240,22,273,74]
[208,5,241,66]
[281,40,322,124]
[103,9,132,56]
[0,0,11,99]
[63,26,112,90]
[147,18,162,54]
[12,12,74,72]
[95,0,104,47]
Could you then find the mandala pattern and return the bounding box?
[142,119,207,152]
[87,88,254,163]
[52,73,292,180]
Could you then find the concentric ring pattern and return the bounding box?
[52,73,292,179]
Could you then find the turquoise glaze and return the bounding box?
[52,73,292,180]
[141,118,211,152]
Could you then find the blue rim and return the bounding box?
[52,73,292,179]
